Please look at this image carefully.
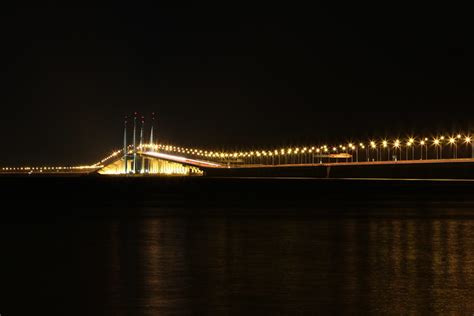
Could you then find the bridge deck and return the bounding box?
[228,158,474,168]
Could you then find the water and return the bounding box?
[1,177,474,315]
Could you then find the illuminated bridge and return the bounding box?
[1,114,474,178]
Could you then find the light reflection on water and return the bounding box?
[65,207,474,315]
[2,206,474,315]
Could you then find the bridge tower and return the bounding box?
[150,112,155,147]
[123,116,128,174]
[140,116,145,173]
[133,112,137,173]
[147,112,156,173]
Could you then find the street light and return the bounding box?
[348,143,354,162]
[406,141,412,160]
[315,148,320,163]
[424,138,429,159]
[433,138,440,159]
[420,140,425,160]
[409,138,415,160]
[449,137,457,158]
[370,141,377,161]
[382,140,389,161]
[351,145,357,162]
[465,136,473,159]
[393,139,400,161]
[360,143,367,161]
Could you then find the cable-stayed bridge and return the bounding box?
[1,114,474,178]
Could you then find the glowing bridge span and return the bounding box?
[97,146,224,176]
[1,113,474,177]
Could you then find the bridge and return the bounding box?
[1,114,474,178]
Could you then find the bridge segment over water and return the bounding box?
[1,115,474,178]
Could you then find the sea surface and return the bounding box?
[1,176,474,315]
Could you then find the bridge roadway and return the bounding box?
[228,158,474,168]
[140,151,474,169]
[203,158,474,179]
[2,156,473,177]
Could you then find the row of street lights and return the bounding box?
[139,133,474,165]
[343,135,473,162]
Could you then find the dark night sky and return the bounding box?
[1,4,474,165]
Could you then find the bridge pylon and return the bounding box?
[123,116,128,174]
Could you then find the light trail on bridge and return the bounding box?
[140,151,222,168]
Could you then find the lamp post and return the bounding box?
[433,138,440,159]
[359,143,366,161]
[425,138,428,159]
[341,146,347,162]
[370,141,376,161]
[457,134,462,158]
[394,139,400,161]
[449,137,457,158]
[348,143,353,162]
[440,136,444,159]
[465,136,473,158]
[406,141,411,160]
[420,140,425,160]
